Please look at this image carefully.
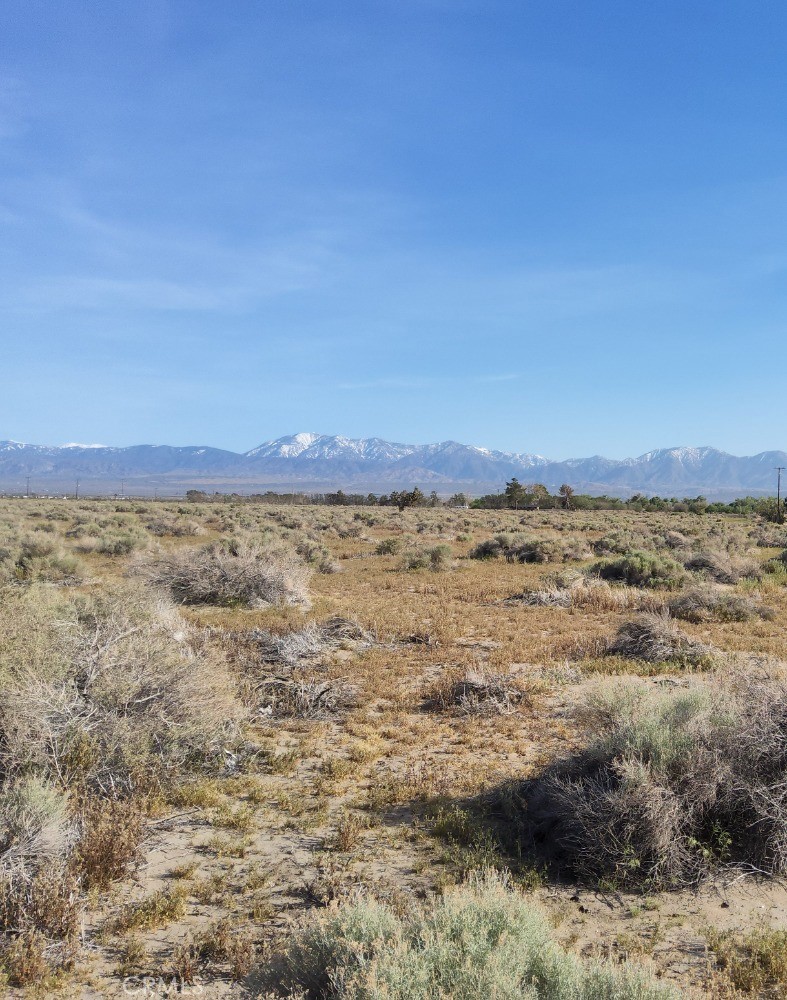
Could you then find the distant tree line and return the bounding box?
[184,485,784,520]
[184,487,469,509]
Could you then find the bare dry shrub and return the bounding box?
[1,928,51,986]
[72,798,144,889]
[509,587,573,608]
[668,586,773,623]
[399,544,453,571]
[468,535,512,560]
[246,617,374,669]
[138,539,311,608]
[0,583,241,796]
[333,811,369,851]
[191,917,257,980]
[0,777,80,982]
[593,530,656,556]
[95,531,146,556]
[375,537,402,555]
[606,612,714,667]
[508,578,660,613]
[518,536,591,563]
[659,529,692,551]
[685,548,761,584]
[250,622,330,667]
[426,668,530,715]
[0,861,81,942]
[750,524,787,548]
[0,861,82,983]
[257,676,359,719]
[506,677,787,887]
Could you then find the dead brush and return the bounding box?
[425,667,531,715]
[685,548,762,584]
[0,583,242,798]
[256,675,359,719]
[0,928,51,986]
[606,612,715,667]
[198,917,257,979]
[136,538,311,608]
[0,862,82,984]
[506,578,660,613]
[300,855,362,907]
[506,586,573,608]
[175,918,257,982]
[668,586,773,623]
[71,798,144,889]
[243,616,375,669]
[506,676,787,888]
[0,861,82,943]
[332,810,369,852]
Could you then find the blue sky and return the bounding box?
[1,0,786,459]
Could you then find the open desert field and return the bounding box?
[2,497,787,998]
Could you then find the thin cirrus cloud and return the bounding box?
[337,373,522,391]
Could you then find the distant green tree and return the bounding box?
[558,484,574,509]
[504,478,527,509]
[391,487,426,511]
[527,483,550,509]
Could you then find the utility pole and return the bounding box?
[25,476,30,498]
[75,478,80,500]
[777,467,786,524]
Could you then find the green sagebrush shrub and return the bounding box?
[271,870,676,1000]
[592,550,686,589]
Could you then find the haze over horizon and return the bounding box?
[3,2,787,457]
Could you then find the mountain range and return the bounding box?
[1,432,785,500]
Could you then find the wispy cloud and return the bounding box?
[337,372,521,390]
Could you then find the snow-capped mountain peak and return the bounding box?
[1,434,786,499]
[245,433,418,462]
